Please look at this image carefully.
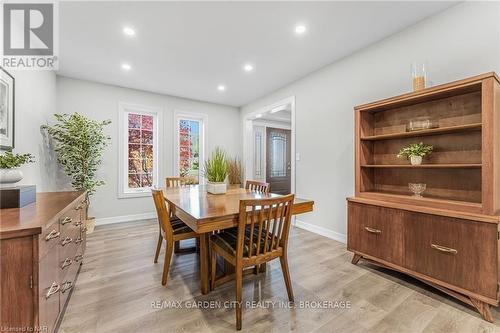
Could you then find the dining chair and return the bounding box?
[245,180,270,194]
[151,188,199,286]
[166,177,198,253]
[209,194,295,330]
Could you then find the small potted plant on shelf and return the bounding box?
[0,149,34,184]
[397,142,433,165]
[204,147,228,194]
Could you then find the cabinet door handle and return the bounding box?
[74,221,83,227]
[74,237,83,244]
[431,244,457,254]
[61,237,72,246]
[61,281,73,293]
[364,227,382,234]
[74,254,84,263]
[45,230,60,241]
[61,258,73,269]
[46,282,60,299]
[61,217,73,225]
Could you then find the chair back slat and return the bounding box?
[245,180,270,194]
[237,194,294,260]
[166,177,188,188]
[151,188,174,238]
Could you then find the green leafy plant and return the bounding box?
[227,157,243,185]
[41,113,111,196]
[0,149,34,169]
[203,147,228,183]
[397,142,433,159]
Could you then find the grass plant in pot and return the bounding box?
[0,150,34,184]
[397,142,433,165]
[42,113,111,233]
[204,147,228,194]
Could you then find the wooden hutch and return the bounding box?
[347,72,500,322]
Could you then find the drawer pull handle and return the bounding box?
[61,258,73,269]
[431,244,458,254]
[46,282,60,299]
[74,254,84,263]
[61,281,73,293]
[61,237,73,246]
[364,227,382,234]
[74,221,83,227]
[61,217,73,225]
[75,237,83,244]
[45,230,60,241]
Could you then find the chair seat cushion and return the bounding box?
[170,217,193,235]
[210,227,272,256]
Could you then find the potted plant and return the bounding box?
[204,147,228,194]
[0,149,34,184]
[227,157,243,186]
[397,142,433,165]
[42,113,111,233]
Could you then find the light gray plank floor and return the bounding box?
[59,219,500,333]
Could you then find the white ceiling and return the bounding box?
[58,1,456,107]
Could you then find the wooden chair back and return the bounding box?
[245,180,270,194]
[237,194,294,261]
[166,177,188,188]
[151,188,174,238]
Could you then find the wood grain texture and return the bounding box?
[57,219,500,333]
[0,191,86,240]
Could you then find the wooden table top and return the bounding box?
[163,185,314,233]
[0,191,85,239]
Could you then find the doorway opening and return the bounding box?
[243,97,295,195]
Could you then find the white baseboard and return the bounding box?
[95,212,157,226]
[294,219,346,244]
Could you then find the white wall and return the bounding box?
[240,2,500,242]
[56,76,240,220]
[9,70,63,192]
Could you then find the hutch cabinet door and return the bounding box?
[347,202,404,265]
[403,211,498,299]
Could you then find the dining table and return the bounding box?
[162,184,315,294]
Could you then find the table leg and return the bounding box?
[199,233,210,294]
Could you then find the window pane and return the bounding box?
[126,112,155,190]
[128,114,141,129]
[179,119,200,183]
[270,133,287,177]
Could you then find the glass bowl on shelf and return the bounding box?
[406,116,439,132]
[408,183,426,197]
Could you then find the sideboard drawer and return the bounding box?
[347,202,404,265]
[404,211,498,298]
[38,246,60,333]
[39,220,60,260]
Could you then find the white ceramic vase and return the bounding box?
[410,156,423,165]
[207,182,227,194]
[0,168,23,184]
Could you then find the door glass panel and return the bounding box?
[270,132,287,177]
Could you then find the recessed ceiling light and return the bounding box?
[123,26,136,36]
[217,85,226,91]
[243,63,254,72]
[121,63,131,71]
[295,24,307,35]
[255,114,263,119]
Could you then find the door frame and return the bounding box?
[242,96,296,195]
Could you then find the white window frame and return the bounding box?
[118,102,162,198]
[173,110,207,184]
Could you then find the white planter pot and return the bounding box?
[0,168,23,184]
[207,182,227,194]
[410,156,423,165]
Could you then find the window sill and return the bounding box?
[118,190,152,199]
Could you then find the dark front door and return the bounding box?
[266,127,291,194]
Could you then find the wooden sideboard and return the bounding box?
[0,191,87,333]
[347,72,500,322]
